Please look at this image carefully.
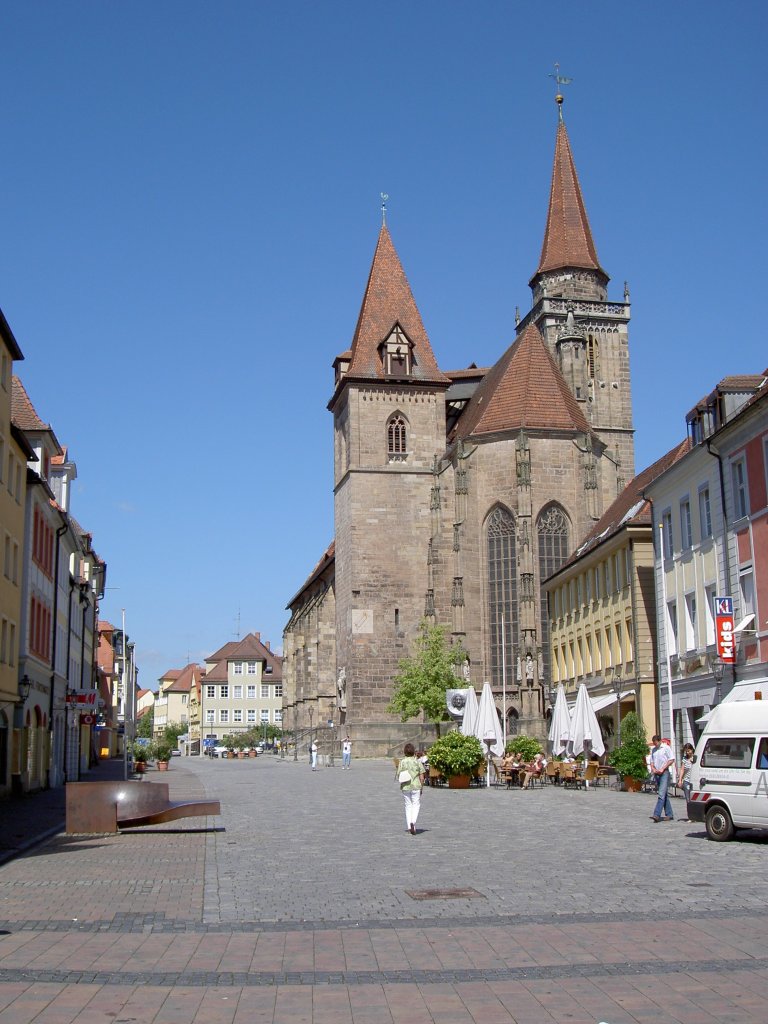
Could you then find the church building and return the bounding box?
[283,96,635,756]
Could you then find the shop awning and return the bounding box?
[568,689,635,713]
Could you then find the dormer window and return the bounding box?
[387,414,408,461]
[382,325,413,378]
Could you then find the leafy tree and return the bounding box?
[387,620,466,737]
[162,721,186,744]
[505,735,542,760]
[136,707,154,738]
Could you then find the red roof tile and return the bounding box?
[345,226,449,386]
[533,119,605,280]
[454,323,592,440]
[556,437,693,574]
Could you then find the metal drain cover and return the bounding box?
[406,887,485,901]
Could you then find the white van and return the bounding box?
[688,700,768,841]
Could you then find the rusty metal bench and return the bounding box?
[65,780,221,834]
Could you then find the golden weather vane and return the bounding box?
[548,63,573,120]
[381,192,389,226]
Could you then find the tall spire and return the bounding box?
[345,224,448,384]
[531,100,606,284]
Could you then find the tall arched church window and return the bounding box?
[537,504,570,688]
[486,506,517,688]
[587,335,599,379]
[387,415,407,461]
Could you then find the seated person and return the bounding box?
[522,753,545,789]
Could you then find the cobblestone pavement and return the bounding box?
[1,754,768,1022]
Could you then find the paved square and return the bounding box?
[1,755,768,1022]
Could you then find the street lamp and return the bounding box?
[707,653,725,704]
[609,670,623,749]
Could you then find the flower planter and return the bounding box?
[134,762,146,774]
[237,751,246,759]
[447,774,471,789]
[248,750,257,758]
[227,751,236,759]
[156,761,169,772]
[622,776,643,792]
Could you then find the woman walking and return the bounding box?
[396,742,425,835]
[678,742,696,820]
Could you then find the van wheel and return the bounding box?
[705,805,734,842]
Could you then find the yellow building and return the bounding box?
[543,442,690,746]
[0,310,30,797]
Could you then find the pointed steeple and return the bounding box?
[531,114,607,286]
[345,225,448,384]
[454,323,593,441]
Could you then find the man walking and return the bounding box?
[342,736,352,769]
[650,734,675,822]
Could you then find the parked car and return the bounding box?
[688,698,768,840]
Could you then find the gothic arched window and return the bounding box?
[486,505,517,688]
[387,415,407,460]
[537,504,571,686]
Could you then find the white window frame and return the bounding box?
[684,592,697,652]
[233,661,243,675]
[233,709,243,723]
[661,509,673,559]
[705,584,716,646]
[219,709,229,724]
[206,709,215,724]
[220,684,229,699]
[731,456,748,520]
[666,600,679,656]
[698,485,712,540]
[247,661,257,674]
[247,709,256,723]
[260,709,269,724]
[261,684,270,698]
[247,684,256,699]
[680,497,692,550]
[206,685,215,699]
[233,685,243,699]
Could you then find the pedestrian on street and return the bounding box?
[310,739,318,770]
[396,742,425,835]
[678,742,695,820]
[650,734,675,822]
[342,736,352,769]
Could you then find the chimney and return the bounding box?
[255,632,260,641]
[265,640,271,651]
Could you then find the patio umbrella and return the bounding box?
[567,682,605,760]
[460,687,479,736]
[548,682,571,756]
[473,681,504,786]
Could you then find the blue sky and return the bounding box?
[1,2,765,688]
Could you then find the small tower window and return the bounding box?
[387,415,407,461]
[382,325,413,377]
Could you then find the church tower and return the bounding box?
[328,224,450,753]
[525,93,634,494]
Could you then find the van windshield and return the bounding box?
[701,737,755,769]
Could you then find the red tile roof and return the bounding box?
[533,119,605,280]
[554,437,693,576]
[11,376,63,454]
[454,322,592,440]
[344,225,449,386]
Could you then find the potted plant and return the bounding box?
[427,731,485,788]
[608,711,649,792]
[154,742,173,771]
[223,734,237,758]
[132,741,150,774]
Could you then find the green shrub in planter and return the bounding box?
[608,711,649,780]
[505,735,542,760]
[154,742,174,763]
[428,732,485,777]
